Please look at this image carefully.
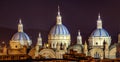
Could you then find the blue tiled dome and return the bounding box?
[12,32,30,41]
[49,24,70,35]
[91,28,109,37]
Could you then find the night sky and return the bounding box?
[0,0,120,45]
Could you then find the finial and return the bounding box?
[39,32,41,37]
[78,30,81,36]
[19,18,22,24]
[98,13,101,20]
[58,5,60,15]
[85,41,87,45]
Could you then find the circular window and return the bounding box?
[15,45,17,48]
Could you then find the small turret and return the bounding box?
[18,19,23,32]
[77,30,82,44]
[84,41,88,56]
[36,32,42,47]
[34,32,43,58]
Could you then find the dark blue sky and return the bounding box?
[0,0,120,44]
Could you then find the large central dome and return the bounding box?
[48,6,71,49]
[49,24,70,35]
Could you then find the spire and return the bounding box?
[98,13,101,20]
[56,5,62,24]
[18,19,23,32]
[58,5,60,16]
[78,30,81,36]
[19,19,22,24]
[38,32,41,38]
[97,13,102,29]
[77,30,82,44]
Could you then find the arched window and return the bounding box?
[60,43,63,50]
[96,42,98,45]
[53,43,54,48]
[94,52,100,58]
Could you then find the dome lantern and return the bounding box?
[18,19,23,32]
[56,6,62,25]
[97,13,102,29]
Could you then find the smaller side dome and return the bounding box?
[91,29,109,37]
[12,32,30,41]
[10,19,32,47]
[90,13,109,37]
